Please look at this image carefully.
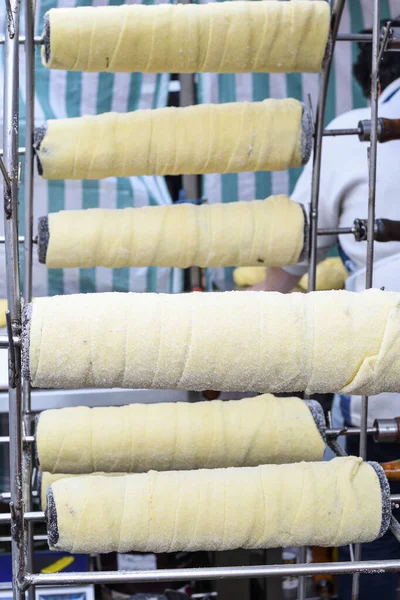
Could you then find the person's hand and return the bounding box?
[246,267,301,293]
[247,280,267,291]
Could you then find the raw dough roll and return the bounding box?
[22,289,400,396]
[42,1,330,74]
[35,99,313,180]
[36,396,326,474]
[38,197,306,269]
[39,472,123,509]
[46,457,391,554]
[299,257,349,291]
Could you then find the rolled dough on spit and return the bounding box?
[42,1,330,74]
[22,289,400,396]
[37,196,307,269]
[35,396,326,475]
[45,457,391,554]
[39,471,123,510]
[34,99,313,180]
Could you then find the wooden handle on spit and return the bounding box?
[379,118,400,143]
[381,459,400,481]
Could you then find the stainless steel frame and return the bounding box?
[1,1,399,600]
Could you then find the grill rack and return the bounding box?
[1,1,399,600]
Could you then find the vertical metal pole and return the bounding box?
[298,547,307,600]
[351,1,380,598]
[304,3,346,597]
[179,74,202,291]
[178,0,202,292]
[307,0,346,292]
[3,0,25,599]
[23,0,34,312]
[23,0,35,591]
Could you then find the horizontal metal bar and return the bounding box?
[326,427,377,437]
[0,36,43,45]
[1,33,400,49]
[0,236,26,244]
[322,128,360,137]
[0,33,399,48]
[391,495,400,503]
[0,511,44,524]
[0,534,46,543]
[0,147,26,156]
[0,336,21,349]
[25,560,400,587]
[0,436,34,444]
[337,33,400,50]
[317,227,355,236]
[0,491,38,500]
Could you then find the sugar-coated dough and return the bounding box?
[37,99,308,180]
[47,457,384,554]
[44,197,305,269]
[40,472,123,509]
[24,289,400,396]
[42,1,330,74]
[36,396,325,475]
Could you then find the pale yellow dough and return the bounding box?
[36,396,325,475]
[37,99,309,180]
[42,1,330,74]
[0,300,7,328]
[299,257,348,291]
[47,457,384,554]
[44,197,305,269]
[234,258,348,291]
[25,289,400,396]
[40,472,123,509]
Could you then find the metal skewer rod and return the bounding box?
[0,236,36,243]
[0,148,26,156]
[0,33,399,48]
[0,512,44,524]
[0,436,34,444]
[0,36,43,45]
[317,226,355,236]
[322,128,360,137]
[0,535,47,543]
[22,560,400,588]
[0,336,21,349]
[326,427,376,437]
[337,33,400,50]
[0,491,38,501]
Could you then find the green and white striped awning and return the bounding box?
[1,0,396,296]
[0,0,182,297]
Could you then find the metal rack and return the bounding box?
[1,1,400,600]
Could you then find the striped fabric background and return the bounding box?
[1,0,398,296]
[0,0,182,297]
[199,0,398,206]
[198,0,398,287]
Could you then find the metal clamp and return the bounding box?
[373,418,400,443]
